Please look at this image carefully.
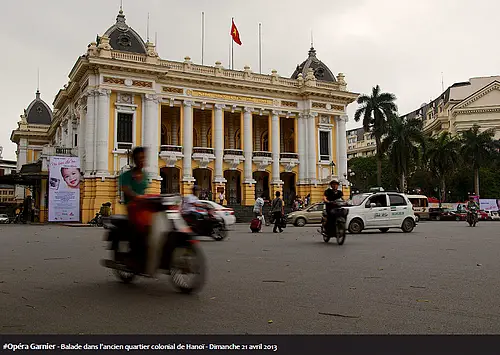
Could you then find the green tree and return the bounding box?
[354,85,397,186]
[381,115,425,192]
[425,132,461,202]
[460,124,496,197]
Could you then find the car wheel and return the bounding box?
[348,218,364,234]
[455,216,460,221]
[436,215,441,221]
[295,218,306,227]
[379,228,389,233]
[401,218,415,233]
[415,215,420,223]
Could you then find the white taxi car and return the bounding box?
[346,192,417,234]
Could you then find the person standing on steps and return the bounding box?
[271,191,284,233]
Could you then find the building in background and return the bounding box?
[0,147,17,204]
[5,9,358,223]
[346,127,376,159]
[401,76,500,137]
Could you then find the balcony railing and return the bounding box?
[280,153,298,160]
[160,145,182,153]
[224,149,244,156]
[253,151,272,158]
[193,147,215,155]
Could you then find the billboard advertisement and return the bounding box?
[480,199,500,212]
[48,156,81,222]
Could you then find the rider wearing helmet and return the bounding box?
[324,179,343,232]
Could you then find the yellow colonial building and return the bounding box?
[10,9,357,223]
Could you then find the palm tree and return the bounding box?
[354,85,397,186]
[460,124,496,196]
[425,132,461,202]
[381,115,425,192]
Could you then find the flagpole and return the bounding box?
[258,23,262,74]
[231,17,234,70]
[201,12,205,65]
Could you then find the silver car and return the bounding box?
[0,214,9,224]
[287,203,325,227]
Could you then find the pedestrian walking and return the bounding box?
[271,191,284,233]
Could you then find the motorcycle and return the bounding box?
[89,212,103,227]
[466,208,478,227]
[318,201,349,245]
[183,206,227,241]
[100,194,206,294]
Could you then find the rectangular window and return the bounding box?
[319,131,330,161]
[117,112,133,150]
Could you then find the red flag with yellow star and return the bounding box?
[230,19,242,45]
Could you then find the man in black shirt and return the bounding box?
[324,179,343,233]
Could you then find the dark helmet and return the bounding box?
[330,179,340,185]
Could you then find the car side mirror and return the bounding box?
[370,203,376,208]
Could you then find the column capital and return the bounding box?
[214,103,226,111]
[144,93,160,103]
[243,106,254,114]
[183,100,194,107]
[96,88,111,97]
[271,110,281,117]
[336,114,349,123]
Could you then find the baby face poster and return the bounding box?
[48,156,81,222]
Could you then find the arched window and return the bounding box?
[161,124,170,146]
[235,129,241,150]
[207,127,212,148]
[261,131,269,151]
[193,128,199,147]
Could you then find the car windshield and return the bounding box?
[350,194,370,206]
[0,214,7,218]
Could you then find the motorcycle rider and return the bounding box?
[119,147,149,271]
[323,179,343,235]
[467,196,479,222]
[181,185,205,223]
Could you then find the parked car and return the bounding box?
[0,214,9,224]
[429,208,465,221]
[406,194,429,222]
[486,210,500,220]
[198,200,236,227]
[287,202,325,227]
[477,210,489,221]
[346,192,417,233]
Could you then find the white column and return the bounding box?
[84,90,96,175]
[243,107,255,183]
[297,114,306,183]
[182,101,195,182]
[95,89,111,176]
[271,110,281,184]
[77,99,86,169]
[15,138,28,199]
[214,104,226,183]
[144,94,160,179]
[307,113,317,182]
[337,114,348,183]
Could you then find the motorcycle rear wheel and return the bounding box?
[211,225,227,241]
[169,243,206,294]
[336,218,346,245]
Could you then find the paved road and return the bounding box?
[1,221,500,334]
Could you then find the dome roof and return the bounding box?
[25,90,52,125]
[291,47,336,82]
[102,9,147,54]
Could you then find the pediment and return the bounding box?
[454,81,500,110]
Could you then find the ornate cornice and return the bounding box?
[454,82,500,110]
[452,107,500,116]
